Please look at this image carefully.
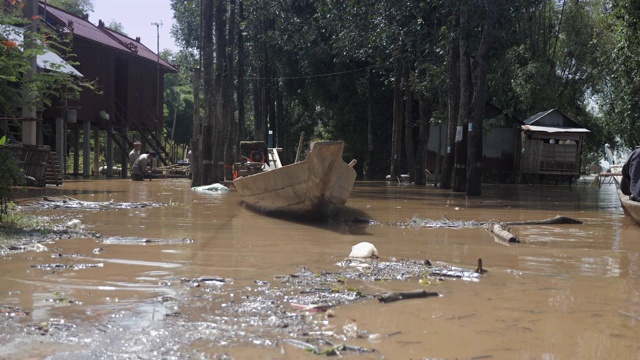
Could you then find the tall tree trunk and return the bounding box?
[252,18,269,142]
[237,0,246,141]
[403,65,415,182]
[439,23,460,190]
[211,0,227,182]
[191,67,202,186]
[452,21,472,193]
[275,81,284,148]
[224,0,237,181]
[466,0,498,196]
[367,67,375,179]
[200,0,215,185]
[390,60,404,180]
[268,63,276,146]
[415,92,431,186]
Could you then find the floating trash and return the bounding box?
[192,183,229,192]
[349,242,379,259]
[65,219,82,230]
[20,197,166,211]
[100,236,194,245]
[30,263,104,271]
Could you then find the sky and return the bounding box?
[91,0,179,53]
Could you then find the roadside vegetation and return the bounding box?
[0,135,23,228]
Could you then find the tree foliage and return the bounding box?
[46,0,94,17]
[0,135,23,223]
[1,0,96,119]
[168,0,640,186]
[106,20,126,35]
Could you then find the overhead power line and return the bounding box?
[244,65,373,81]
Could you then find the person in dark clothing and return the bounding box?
[620,147,640,202]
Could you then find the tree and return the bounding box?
[466,0,497,196]
[598,0,640,149]
[1,0,95,120]
[46,0,94,16]
[1,1,95,210]
[107,20,126,35]
[0,136,23,223]
[200,0,215,185]
[167,0,633,187]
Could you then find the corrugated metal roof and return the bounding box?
[39,2,176,72]
[42,5,126,50]
[37,48,83,76]
[521,125,590,133]
[0,24,83,77]
[523,109,555,125]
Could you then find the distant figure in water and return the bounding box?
[129,141,142,169]
[131,152,156,181]
[620,146,640,202]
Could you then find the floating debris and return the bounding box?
[348,242,379,259]
[35,318,76,333]
[0,305,29,318]
[20,196,167,211]
[395,215,483,229]
[283,337,376,356]
[65,219,82,230]
[180,276,233,287]
[30,263,104,271]
[192,183,230,192]
[100,236,194,245]
[428,261,482,282]
[44,292,82,305]
[2,243,48,253]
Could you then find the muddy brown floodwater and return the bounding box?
[1,178,639,359]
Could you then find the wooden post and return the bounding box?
[83,120,91,177]
[295,131,305,163]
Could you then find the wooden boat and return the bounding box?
[617,189,640,225]
[233,141,357,220]
[602,145,640,224]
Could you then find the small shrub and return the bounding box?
[0,135,24,223]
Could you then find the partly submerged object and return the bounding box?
[349,242,379,259]
[192,183,230,192]
[233,141,357,220]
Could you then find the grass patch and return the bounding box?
[0,203,56,244]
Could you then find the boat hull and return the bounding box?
[618,189,640,225]
[233,141,357,219]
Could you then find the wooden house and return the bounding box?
[0,1,178,182]
[519,109,590,183]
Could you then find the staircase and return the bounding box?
[44,151,63,186]
[0,118,22,143]
[108,98,173,166]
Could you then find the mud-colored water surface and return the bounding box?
[1,178,639,359]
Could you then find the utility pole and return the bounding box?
[151,21,162,121]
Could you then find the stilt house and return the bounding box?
[1,0,177,184]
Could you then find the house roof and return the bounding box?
[522,108,585,128]
[0,24,83,77]
[38,2,177,72]
[101,26,175,70]
[521,125,590,134]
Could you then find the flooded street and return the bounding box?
[1,178,639,359]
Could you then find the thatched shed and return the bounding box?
[519,109,590,182]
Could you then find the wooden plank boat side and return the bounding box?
[233,142,356,218]
[618,189,640,225]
